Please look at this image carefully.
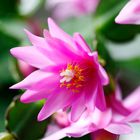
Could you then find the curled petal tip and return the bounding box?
[37,113,45,122]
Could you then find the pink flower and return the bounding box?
[115,0,140,24]
[46,0,100,20]
[10,18,109,122]
[43,86,140,140]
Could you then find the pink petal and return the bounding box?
[25,28,81,64]
[109,94,130,116]
[66,126,91,138]
[95,83,106,111]
[123,109,140,122]
[98,65,109,85]
[48,18,78,51]
[24,29,47,47]
[44,124,61,137]
[66,114,97,137]
[91,108,112,128]
[123,86,140,111]
[10,70,56,89]
[115,0,140,24]
[41,127,68,140]
[41,64,65,72]
[42,124,91,140]
[37,36,80,64]
[20,89,53,103]
[85,80,98,111]
[37,90,73,121]
[105,123,133,134]
[10,47,51,68]
[73,33,91,53]
[71,93,86,122]
[42,121,93,139]
[88,51,99,69]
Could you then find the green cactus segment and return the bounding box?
[5,96,48,140]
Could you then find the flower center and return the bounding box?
[60,64,85,93]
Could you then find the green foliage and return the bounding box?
[0,19,28,85]
[0,0,18,19]
[94,0,140,42]
[5,97,48,140]
[97,34,140,95]
[0,31,20,85]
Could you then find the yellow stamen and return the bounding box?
[60,64,85,93]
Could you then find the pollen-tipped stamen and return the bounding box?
[60,64,85,92]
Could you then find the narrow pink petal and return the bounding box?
[71,93,86,122]
[95,83,106,111]
[85,80,98,111]
[10,47,51,68]
[37,90,73,121]
[48,18,78,51]
[37,36,80,64]
[109,94,130,116]
[115,0,140,24]
[44,124,61,138]
[73,33,91,53]
[28,74,59,90]
[91,108,112,128]
[66,115,97,137]
[10,70,55,89]
[123,86,140,111]
[41,127,70,140]
[123,109,140,122]
[41,64,65,73]
[98,65,109,85]
[20,89,53,103]
[105,123,133,134]
[88,51,99,69]
[48,38,79,59]
[24,29,47,47]
[48,18,72,41]
[43,110,96,139]
[66,126,91,138]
